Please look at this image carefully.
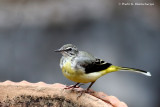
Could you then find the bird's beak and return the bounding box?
[54,49,62,52]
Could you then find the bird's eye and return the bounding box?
[67,48,72,51]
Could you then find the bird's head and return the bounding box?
[54,44,79,57]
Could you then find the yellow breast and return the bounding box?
[61,61,103,83]
[61,59,119,83]
[62,61,84,82]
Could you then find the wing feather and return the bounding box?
[72,51,112,74]
[81,59,112,74]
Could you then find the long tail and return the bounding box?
[117,66,151,76]
[106,65,151,76]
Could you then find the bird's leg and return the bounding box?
[77,81,95,98]
[70,83,85,91]
[86,81,95,92]
[65,83,80,89]
[77,83,85,87]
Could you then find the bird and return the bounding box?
[55,44,151,93]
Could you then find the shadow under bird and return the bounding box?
[55,44,151,93]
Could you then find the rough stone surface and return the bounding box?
[0,81,128,107]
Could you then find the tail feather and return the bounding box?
[117,67,151,76]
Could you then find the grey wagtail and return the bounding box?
[55,44,151,92]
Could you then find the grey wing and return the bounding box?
[71,51,112,73]
[71,51,96,71]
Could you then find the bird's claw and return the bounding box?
[64,84,84,90]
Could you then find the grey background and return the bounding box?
[0,0,160,107]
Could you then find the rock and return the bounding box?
[0,81,127,107]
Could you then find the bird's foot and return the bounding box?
[64,84,84,90]
[64,85,77,89]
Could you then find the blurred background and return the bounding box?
[0,0,160,106]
